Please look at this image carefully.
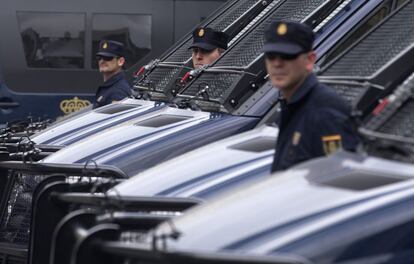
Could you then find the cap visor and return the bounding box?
[96,52,117,57]
[262,43,303,55]
[188,42,217,51]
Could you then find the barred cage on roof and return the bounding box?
[132,0,264,101]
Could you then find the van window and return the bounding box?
[17,12,86,69]
[91,14,152,69]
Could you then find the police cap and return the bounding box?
[189,27,229,51]
[97,40,125,57]
[263,21,314,55]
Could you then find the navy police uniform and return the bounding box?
[94,40,132,108]
[264,21,360,172]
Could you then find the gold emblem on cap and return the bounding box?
[103,42,108,49]
[277,23,288,36]
[198,29,205,37]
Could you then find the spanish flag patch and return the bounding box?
[322,134,342,155]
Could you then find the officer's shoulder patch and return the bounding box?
[198,28,205,37]
[277,23,288,36]
[322,134,342,155]
[292,131,301,146]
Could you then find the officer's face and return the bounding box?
[192,48,221,69]
[98,56,125,74]
[266,51,316,96]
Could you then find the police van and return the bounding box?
[0,0,226,124]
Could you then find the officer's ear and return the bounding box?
[305,51,316,72]
[117,57,126,67]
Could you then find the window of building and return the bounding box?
[17,12,85,69]
[92,14,152,69]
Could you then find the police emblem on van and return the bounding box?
[60,97,91,114]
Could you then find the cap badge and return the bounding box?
[277,23,288,36]
[198,29,205,37]
[102,42,108,49]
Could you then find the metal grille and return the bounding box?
[364,71,414,132]
[324,83,367,106]
[165,0,260,63]
[120,231,149,244]
[136,0,261,95]
[378,100,414,137]
[0,173,41,246]
[181,72,242,102]
[0,254,26,264]
[216,0,325,67]
[182,0,325,103]
[163,42,192,64]
[150,67,181,93]
[323,1,414,77]
[0,172,117,254]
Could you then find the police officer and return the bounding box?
[94,40,132,108]
[189,27,229,69]
[264,21,360,172]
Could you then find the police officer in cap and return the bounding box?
[264,21,360,172]
[94,40,132,108]
[189,27,229,69]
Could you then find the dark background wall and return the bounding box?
[0,0,227,94]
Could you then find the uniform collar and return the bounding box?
[286,73,318,105]
[101,71,125,87]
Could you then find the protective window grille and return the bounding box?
[136,0,260,95]
[0,173,41,245]
[182,0,326,103]
[215,0,326,67]
[165,0,260,63]
[378,100,414,139]
[322,1,414,77]
[0,173,117,247]
[320,0,414,105]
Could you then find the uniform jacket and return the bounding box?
[271,73,360,172]
[93,71,132,108]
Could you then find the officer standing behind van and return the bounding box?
[189,27,229,69]
[264,21,360,172]
[94,40,132,108]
